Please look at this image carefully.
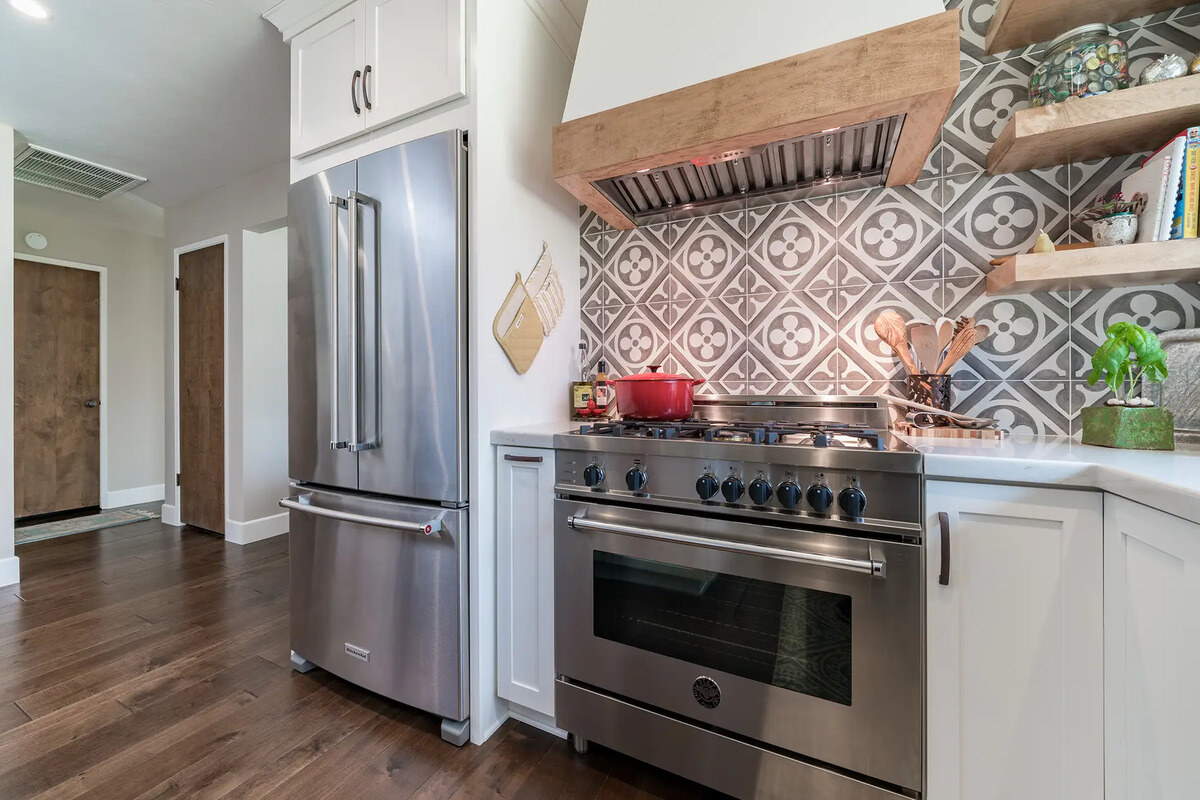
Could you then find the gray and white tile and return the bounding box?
[604,303,671,377]
[670,295,748,385]
[838,281,943,381]
[1068,284,1200,379]
[605,224,672,305]
[671,211,748,304]
[838,179,944,285]
[745,197,839,293]
[744,290,840,386]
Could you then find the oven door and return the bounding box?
[555,498,922,792]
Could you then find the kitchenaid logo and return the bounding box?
[692,676,721,709]
[345,643,370,663]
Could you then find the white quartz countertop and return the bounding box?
[489,422,574,449]
[904,434,1200,521]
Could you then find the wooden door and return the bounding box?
[13,259,101,518]
[364,0,465,130]
[291,2,366,158]
[925,481,1103,800]
[178,244,225,534]
[1105,496,1200,800]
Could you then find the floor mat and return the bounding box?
[16,507,161,546]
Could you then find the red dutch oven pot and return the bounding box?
[612,366,705,421]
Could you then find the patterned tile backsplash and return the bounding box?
[579,0,1200,436]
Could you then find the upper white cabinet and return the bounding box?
[288,0,466,158]
[1104,495,1200,800]
[925,481,1103,800]
[292,4,367,158]
[495,446,556,718]
[365,0,465,130]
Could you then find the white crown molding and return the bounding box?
[262,0,355,42]
[522,0,583,64]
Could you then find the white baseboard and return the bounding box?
[102,484,165,509]
[507,705,566,739]
[160,503,182,527]
[0,556,20,588]
[225,512,289,546]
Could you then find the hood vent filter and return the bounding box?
[14,145,146,200]
[594,115,904,223]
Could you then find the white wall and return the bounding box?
[472,0,581,742]
[563,0,945,121]
[240,226,289,525]
[0,124,17,587]
[163,160,290,542]
[13,182,167,504]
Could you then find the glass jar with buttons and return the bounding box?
[1028,24,1128,107]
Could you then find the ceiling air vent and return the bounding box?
[13,145,146,200]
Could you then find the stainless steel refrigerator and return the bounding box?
[281,129,469,746]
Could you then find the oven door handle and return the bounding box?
[567,514,885,578]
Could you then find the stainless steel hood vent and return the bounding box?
[594,115,904,223]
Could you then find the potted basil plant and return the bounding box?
[1082,321,1174,450]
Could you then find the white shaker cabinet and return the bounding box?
[291,4,367,158]
[925,481,1103,800]
[364,0,465,131]
[1104,495,1200,800]
[288,0,466,158]
[495,446,556,718]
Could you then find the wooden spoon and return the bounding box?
[909,323,942,374]
[974,321,991,342]
[937,325,979,375]
[936,317,954,356]
[873,311,918,374]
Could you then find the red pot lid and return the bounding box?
[614,365,696,382]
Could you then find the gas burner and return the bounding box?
[580,418,887,450]
[577,421,711,440]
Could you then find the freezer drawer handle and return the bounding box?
[280,497,440,535]
[567,513,885,578]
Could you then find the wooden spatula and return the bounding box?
[936,324,978,375]
[909,323,941,374]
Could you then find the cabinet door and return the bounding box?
[1105,495,1200,800]
[363,0,465,130]
[291,3,366,158]
[926,481,1103,800]
[496,447,556,717]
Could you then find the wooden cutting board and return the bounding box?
[894,421,1007,440]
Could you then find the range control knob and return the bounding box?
[583,463,605,488]
[776,480,803,509]
[696,474,720,501]
[625,467,648,492]
[806,482,834,515]
[839,486,868,518]
[721,476,745,503]
[748,478,773,506]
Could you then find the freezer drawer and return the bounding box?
[286,484,468,721]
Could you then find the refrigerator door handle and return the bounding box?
[347,189,379,453]
[280,496,440,535]
[328,195,349,450]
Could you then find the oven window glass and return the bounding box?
[593,551,852,705]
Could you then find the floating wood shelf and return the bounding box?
[987,74,1200,175]
[985,0,1189,54]
[987,238,1200,294]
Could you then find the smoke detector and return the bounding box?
[14,145,146,200]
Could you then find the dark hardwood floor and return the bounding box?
[0,520,724,800]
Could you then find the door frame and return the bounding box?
[13,253,109,509]
[171,236,229,531]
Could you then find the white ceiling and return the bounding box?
[0,0,289,208]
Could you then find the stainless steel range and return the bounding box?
[553,396,924,800]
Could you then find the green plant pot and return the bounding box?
[1080,405,1175,450]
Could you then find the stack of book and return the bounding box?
[1122,127,1200,242]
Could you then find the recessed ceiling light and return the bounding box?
[9,0,51,20]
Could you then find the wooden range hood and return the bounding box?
[554,9,961,230]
